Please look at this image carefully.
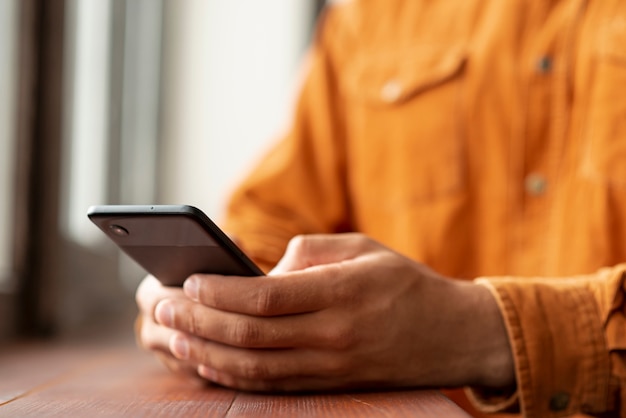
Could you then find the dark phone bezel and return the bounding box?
[87,204,264,285]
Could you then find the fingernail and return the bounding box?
[184,277,199,301]
[155,301,174,326]
[170,334,189,360]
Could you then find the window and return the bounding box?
[3,0,321,336]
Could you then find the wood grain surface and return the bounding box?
[0,341,471,417]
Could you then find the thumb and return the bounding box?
[270,233,377,275]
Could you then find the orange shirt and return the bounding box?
[223,0,626,416]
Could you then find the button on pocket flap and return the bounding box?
[345,44,466,105]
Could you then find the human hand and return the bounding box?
[135,275,201,378]
[151,234,515,391]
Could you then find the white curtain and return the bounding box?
[158,0,315,220]
[0,0,18,290]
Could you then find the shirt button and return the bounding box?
[380,79,403,102]
[549,392,570,411]
[525,173,547,196]
[536,56,553,73]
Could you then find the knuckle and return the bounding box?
[238,356,271,380]
[186,306,202,335]
[324,324,358,350]
[325,270,359,305]
[255,284,279,316]
[229,318,260,346]
[287,234,309,256]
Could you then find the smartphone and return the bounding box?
[87,205,264,286]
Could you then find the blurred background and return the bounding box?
[0,0,324,341]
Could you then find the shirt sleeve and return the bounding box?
[468,265,626,417]
[222,7,351,272]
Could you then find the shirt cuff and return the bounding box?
[470,275,613,418]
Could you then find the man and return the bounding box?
[136,0,626,416]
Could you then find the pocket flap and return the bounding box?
[345,44,466,105]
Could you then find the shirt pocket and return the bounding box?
[580,18,626,187]
[342,44,467,209]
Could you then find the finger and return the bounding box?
[154,350,200,378]
[136,275,186,316]
[155,299,350,349]
[197,365,353,392]
[138,314,201,378]
[270,233,377,274]
[182,234,382,316]
[139,313,178,352]
[183,264,349,316]
[169,332,349,384]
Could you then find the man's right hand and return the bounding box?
[135,234,515,392]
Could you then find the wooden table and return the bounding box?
[0,339,471,417]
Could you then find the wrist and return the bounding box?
[451,280,516,388]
